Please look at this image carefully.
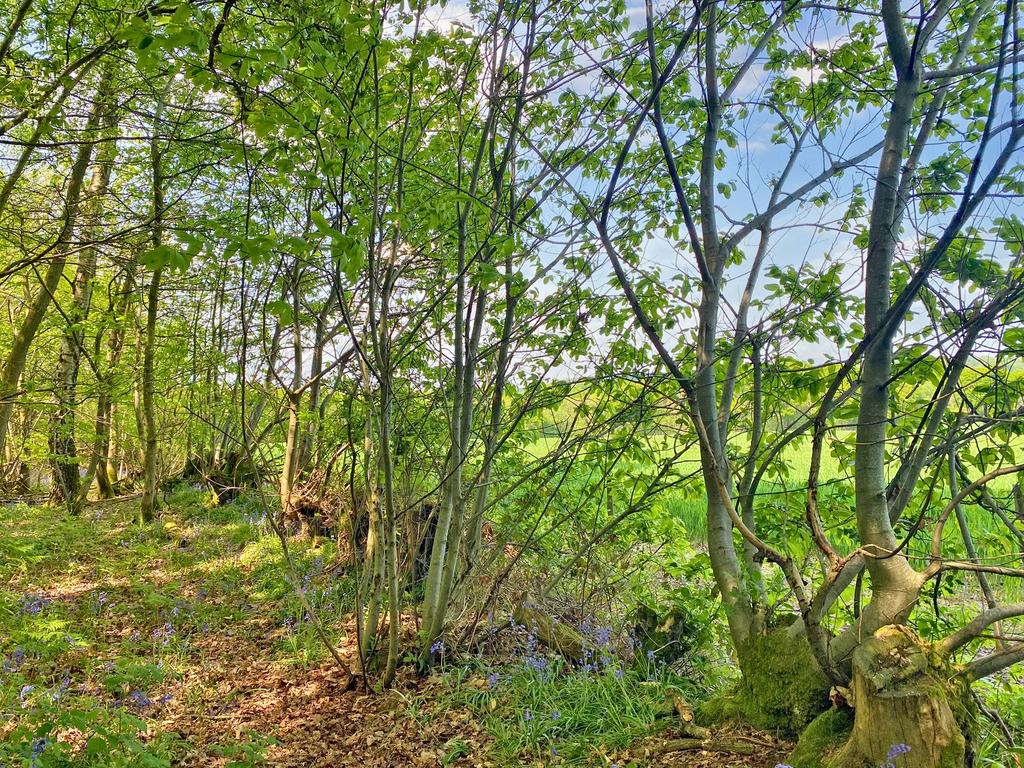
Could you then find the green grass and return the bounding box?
[446,656,682,766]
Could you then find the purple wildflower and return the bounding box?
[20,593,50,616]
[884,743,911,767]
[49,673,71,702]
[152,623,175,645]
[30,736,49,767]
[887,744,911,760]
[127,690,152,710]
[2,647,25,673]
[523,708,533,722]
[487,672,499,688]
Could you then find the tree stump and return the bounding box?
[828,625,969,768]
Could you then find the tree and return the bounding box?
[581,1,1024,763]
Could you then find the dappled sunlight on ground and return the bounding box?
[1,493,793,767]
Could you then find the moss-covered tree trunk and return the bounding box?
[698,629,831,736]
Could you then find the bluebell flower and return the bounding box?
[2,647,25,673]
[550,710,560,720]
[884,742,911,767]
[523,708,533,721]
[887,744,910,760]
[431,639,445,654]
[646,649,656,662]
[487,672,499,687]
[30,736,49,767]
[20,593,50,616]
[19,684,34,704]
[127,690,152,710]
[614,668,624,680]
[49,674,71,702]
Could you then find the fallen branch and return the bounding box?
[643,738,755,756]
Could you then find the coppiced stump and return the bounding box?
[826,626,969,768]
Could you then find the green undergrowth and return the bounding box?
[443,653,697,766]
[0,488,348,767]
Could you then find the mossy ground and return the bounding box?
[789,708,853,768]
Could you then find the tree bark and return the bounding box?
[139,87,167,523]
[49,72,117,513]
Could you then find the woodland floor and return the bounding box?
[0,489,793,767]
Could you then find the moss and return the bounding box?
[737,630,831,734]
[789,708,853,768]
[695,690,742,726]
[697,630,830,735]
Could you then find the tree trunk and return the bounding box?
[279,390,301,521]
[139,88,167,524]
[278,258,303,521]
[824,626,969,768]
[79,275,130,504]
[49,79,117,513]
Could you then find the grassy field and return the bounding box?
[528,428,1022,546]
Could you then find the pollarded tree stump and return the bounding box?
[828,625,968,768]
